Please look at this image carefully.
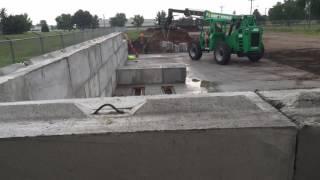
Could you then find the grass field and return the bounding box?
[0,30,105,68]
[264,24,320,36]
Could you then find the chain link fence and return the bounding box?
[259,19,320,33]
[0,27,125,68]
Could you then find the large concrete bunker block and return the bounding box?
[100,39,114,63]
[67,49,91,92]
[162,64,187,84]
[88,45,102,73]
[0,93,297,180]
[261,89,320,180]
[24,59,73,100]
[0,103,86,122]
[116,64,187,85]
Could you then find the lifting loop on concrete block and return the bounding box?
[92,104,125,115]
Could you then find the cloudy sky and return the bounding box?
[2,0,282,25]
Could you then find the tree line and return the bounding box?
[0,7,146,35]
[269,0,320,22]
[55,10,99,30]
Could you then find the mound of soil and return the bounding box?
[132,28,193,53]
[266,48,320,75]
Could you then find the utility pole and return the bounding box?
[249,0,255,15]
[220,6,224,13]
[305,0,312,28]
[265,8,267,16]
[103,14,106,28]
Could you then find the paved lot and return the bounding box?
[116,53,320,96]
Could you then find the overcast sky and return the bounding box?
[2,0,282,25]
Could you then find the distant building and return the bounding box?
[30,25,42,32]
[99,18,156,28]
[31,24,52,32]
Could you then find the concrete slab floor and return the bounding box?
[115,53,320,96]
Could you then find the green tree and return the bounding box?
[91,15,99,29]
[269,2,285,21]
[55,14,73,30]
[155,10,167,26]
[2,13,32,34]
[72,9,93,29]
[40,20,49,32]
[132,15,144,28]
[297,0,320,19]
[109,13,127,27]
[269,0,305,24]
[253,9,266,24]
[0,8,7,33]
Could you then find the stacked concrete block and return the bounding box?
[0,92,297,180]
[261,89,320,180]
[117,63,186,85]
[0,32,127,102]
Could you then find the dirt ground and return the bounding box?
[264,32,320,75]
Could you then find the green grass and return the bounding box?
[264,24,320,36]
[0,30,90,68]
[126,29,142,40]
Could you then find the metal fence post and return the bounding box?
[73,31,76,44]
[9,40,16,63]
[82,31,85,42]
[39,36,45,53]
[60,33,65,49]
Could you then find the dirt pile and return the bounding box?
[265,48,320,76]
[264,32,320,76]
[132,28,193,53]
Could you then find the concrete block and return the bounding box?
[261,89,320,180]
[117,64,186,85]
[106,55,116,79]
[105,78,113,96]
[0,63,25,76]
[73,86,86,98]
[88,74,100,97]
[100,39,114,63]
[0,103,86,122]
[0,32,126,102]
[88,45,102,74]
[0,76,27,102]
[142,68,163,84]
[111,72,117,93]
[98,63,108,92]
[84,82,90,98]
[117,68,141,85]
[0,93,297,180]
[24,59,73,100]
[117,67,163,85]
[68,49,91,92]
[163,65,187,84]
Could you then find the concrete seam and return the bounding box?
[254,89,299,180]
[66,58,75,97]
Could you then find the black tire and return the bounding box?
[188,42,202,61]
[248,45,265,62]
[214,42,231,65]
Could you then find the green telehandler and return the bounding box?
[167,9,265,65]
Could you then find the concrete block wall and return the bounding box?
[0,33,127,102]
[0,92,297,180]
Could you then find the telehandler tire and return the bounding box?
[248,46,265,62]
[214,42,231,65]
[188,42,202,61]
